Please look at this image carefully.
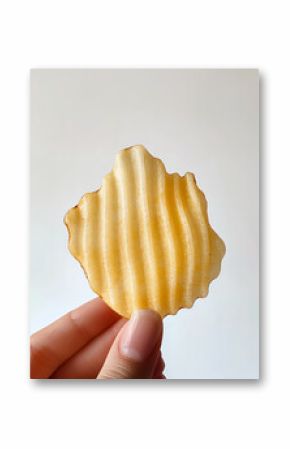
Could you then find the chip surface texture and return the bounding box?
[65,145,226,318]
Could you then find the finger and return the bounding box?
[51,318,127,378]
[155,374,167,380]
[152,355,165,379]
[30,298,120,378]
[97,310,163,379]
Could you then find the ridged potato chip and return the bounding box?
[65,145,225,318]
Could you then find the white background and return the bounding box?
[30,69,259,379]
[0,0,289,448]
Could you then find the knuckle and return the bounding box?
[98,361,136,380]
[67,310,92,340]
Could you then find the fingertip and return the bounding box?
[119,309,163,363]
[97,309,163,379]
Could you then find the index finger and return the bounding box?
[30,297,121,378]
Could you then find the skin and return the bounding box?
[30,297,165,379]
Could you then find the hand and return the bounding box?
[30,298,165,379]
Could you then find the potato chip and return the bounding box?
[64,145,226,318]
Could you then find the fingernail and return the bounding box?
[119,310,162,362]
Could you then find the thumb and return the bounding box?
[97,310,163,379]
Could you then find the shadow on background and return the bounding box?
[31,377,260,390]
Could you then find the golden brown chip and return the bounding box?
[64,145,226,318]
